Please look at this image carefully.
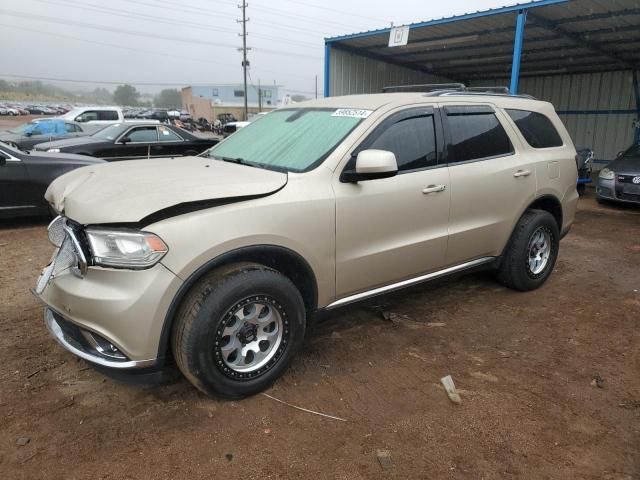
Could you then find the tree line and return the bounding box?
[0,79,182,108]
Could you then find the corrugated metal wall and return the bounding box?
[328,47,448,96]
[472,71,637,162]
[328,48,637,163]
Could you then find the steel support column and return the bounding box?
[324,42,331,97]
[509,9,527,94]
[633,69,640,144]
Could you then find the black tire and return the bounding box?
[577,183,586,196]
[497,209,560,291]
[172,263,306,399]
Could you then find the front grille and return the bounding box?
[52,236,78,276]
[48,217,88,278]
[617,192,640,202]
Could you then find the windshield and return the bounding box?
[203,108,369,172]
[8,121,40,134]
[92,123,127,140]
[0,141,26,155]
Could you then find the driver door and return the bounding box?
[0,149,31,214]
[333,107,451,299]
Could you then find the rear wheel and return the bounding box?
[497,209,559,291]
[172,264,306,399]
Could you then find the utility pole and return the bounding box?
[315,75,318,99]
[237,1,250,120]
[258,79,262,112]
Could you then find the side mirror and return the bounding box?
[617,150,624,158]
[120,136,131,144]
[75,116,85,123]
[24,131,33,137]
[342,149,398,182]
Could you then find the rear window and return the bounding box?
[446,107,513,163]
[97,110,119,121]
[506,109,563,148]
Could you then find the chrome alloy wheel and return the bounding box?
[526,227,552,276]
[215,297,286,376]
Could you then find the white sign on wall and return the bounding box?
[388,26,410,47]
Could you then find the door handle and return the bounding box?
[513,169,532,178]
[422,184,446,194]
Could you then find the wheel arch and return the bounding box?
[526,194,563,231]
[156,244,318,363]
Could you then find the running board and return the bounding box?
[325,257,495,310]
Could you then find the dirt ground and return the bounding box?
[0,193,638,480]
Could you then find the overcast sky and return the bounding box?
[0,0,516,96]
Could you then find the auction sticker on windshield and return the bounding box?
[332,109,372,118]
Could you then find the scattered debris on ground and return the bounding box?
[441,375,462,404]
[591,374,605,389]
[376,449,393,471]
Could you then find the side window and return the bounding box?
[367,114,438,172]
[506,109,563,148]
[126,127,158,143]
[97,110,119,121]
[75,111,98,122]
[64,123,76,133]
[158,126,182,142]
[446,108,513,163]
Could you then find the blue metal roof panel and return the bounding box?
[324,0,570,43]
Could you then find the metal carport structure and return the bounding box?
[324,0,640,162]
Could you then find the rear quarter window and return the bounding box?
[506,109,563,148]
[97,110,120,121]
[445,107,513,163]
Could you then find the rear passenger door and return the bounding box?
[155,125,185,156]
[334,107,451,298]
[443,104,536,265]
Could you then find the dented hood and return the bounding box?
[45,156,287,224]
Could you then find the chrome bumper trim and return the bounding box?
[44,308,156,369]
[325,257,495,310]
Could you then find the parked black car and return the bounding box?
[597,143,640,205]
[0,142,104,219]
[0,119,90,151]
[33,123,218,160]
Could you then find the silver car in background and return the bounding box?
[597,144,640,204]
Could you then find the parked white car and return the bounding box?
[58,107,158,132]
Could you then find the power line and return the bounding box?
[0,9,322,60]
[0,73,216,86]
[249,4,359,30]
[36,0,321,50]
[272,0,388,23]
[120,0,335,37]
[0,23,319,83]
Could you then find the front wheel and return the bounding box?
[172,264,306,399]
[497,209,560,291]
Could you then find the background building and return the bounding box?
[182,84,281,122]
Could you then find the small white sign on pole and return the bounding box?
[388,26,410,47]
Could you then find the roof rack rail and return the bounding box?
[382,83,465,93]
[381,83,536,100]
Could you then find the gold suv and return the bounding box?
[35,92,579,398]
